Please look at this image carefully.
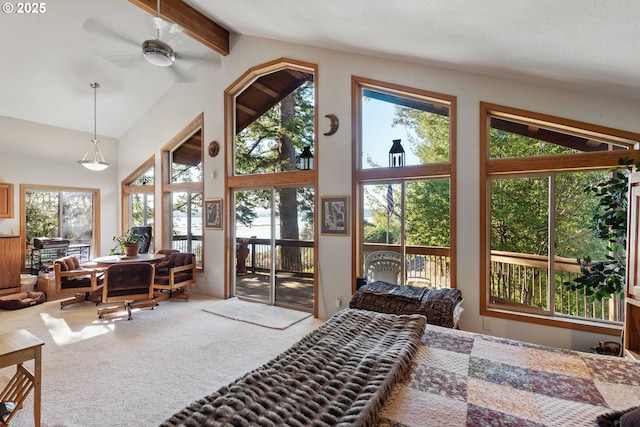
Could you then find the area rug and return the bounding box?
[202,297,312,329]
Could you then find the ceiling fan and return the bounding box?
[83,0,211,79]
[142,0,180,67]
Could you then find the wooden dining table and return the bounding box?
[88,253,166,268]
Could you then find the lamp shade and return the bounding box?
[78,82,111,171]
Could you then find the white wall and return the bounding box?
[95,35,640,351]
[0,116,119,255]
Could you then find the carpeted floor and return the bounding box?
[201,297,312,329]
[0,293,323,427]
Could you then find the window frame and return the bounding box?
[480,101,640,335]
[352,76,457,291]
[161,114,204,270]
[224,58,318,312]
[20,183,100,267]
[121,155,155,247]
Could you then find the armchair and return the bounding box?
[153,252,196,301]
[53,256,104,309]
[97,262,156,320]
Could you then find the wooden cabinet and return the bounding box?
[0,235,21,294]
[0,183,13,218]
[625,172,640,359]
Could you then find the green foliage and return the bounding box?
[564,157,639,301]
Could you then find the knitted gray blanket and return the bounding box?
[160,308,426,427]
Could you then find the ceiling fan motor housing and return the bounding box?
[142,39,175,66]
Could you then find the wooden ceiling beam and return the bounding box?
[128,0,229,56]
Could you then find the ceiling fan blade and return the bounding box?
[83,17,140,48]
[165,63,195,83]
[153,16,183,38]
[97,52,143,70]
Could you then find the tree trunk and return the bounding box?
[278,94,302,271]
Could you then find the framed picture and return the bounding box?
[320,196,349,236]
[205,198,222,230]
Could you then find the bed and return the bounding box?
[161,309,640,427]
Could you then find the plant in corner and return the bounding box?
[564,157,639,302]
[111,229,145,256]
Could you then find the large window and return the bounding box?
[226,58,317,313]
[21,184,100,266]
[162,115,203,267]
[354,76,456,289]
[480,102,640,333]
[122,156,155,252]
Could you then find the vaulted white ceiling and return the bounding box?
[1,0,639,139]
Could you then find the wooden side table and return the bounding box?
[0,329,44,426]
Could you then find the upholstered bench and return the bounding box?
[0,291,46,310]
[349,281,463,328]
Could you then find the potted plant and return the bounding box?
[112,230,145,257]
[564,157,639,302]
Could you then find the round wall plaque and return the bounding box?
[208,141,220,158]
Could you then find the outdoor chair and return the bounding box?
[364,250,402,285]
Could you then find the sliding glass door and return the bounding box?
[233,186,314,310]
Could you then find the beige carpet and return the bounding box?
[0,293,323,427]
[201,297,312,329]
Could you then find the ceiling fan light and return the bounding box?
[143,39,175,67]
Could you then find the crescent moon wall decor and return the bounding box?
[324,114,339,136]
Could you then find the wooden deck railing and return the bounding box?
[233,238,622,323]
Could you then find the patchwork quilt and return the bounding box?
[378,324,640,427]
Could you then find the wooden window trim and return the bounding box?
[351,76,457,293]
[479,101,640,335]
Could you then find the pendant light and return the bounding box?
[78,82,111,171]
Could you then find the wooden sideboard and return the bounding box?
[0,234,21,295]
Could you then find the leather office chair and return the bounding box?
[130,226,153,254]
[97,262,156,320]
[364,251,402,285]
[53,256,104,309]
[153,252,196,301]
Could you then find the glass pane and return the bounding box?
[555,170,613,319]
[170,130,202,183]
[234,188,272,303]
[490,176,549,311]
[489,117,629,160]
[61,192,93,245]
[25,191,59,243]
[131,167,154,186]
[361,89,450,169]
[405,179,450,288]
[274,186,314,310]
[234,79,315,175]
[190,193,202,266]
[362,182,402,255]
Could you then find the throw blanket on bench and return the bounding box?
[160,309,426,427]
[350,281,463,328]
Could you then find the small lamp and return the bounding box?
[389,139,405,168]
[299,146,314,170]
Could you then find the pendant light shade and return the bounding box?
[78,82,111,171]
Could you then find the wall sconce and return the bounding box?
[299,146,314,170]
[389,139,405,168]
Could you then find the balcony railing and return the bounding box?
[490,250,623,323]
